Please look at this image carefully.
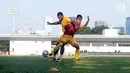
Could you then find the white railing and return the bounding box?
[64,46,130,53]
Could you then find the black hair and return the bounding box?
[76,14,83,19]
[57,12,63,16]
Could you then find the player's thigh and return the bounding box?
[69,37,78,47]
[57,35,63,43]
[60,35,68,44]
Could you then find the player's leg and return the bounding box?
[49,42,63,61]
[49,35,67,56]
[74,44,80,62]
[60,44,65,57]
[49,36,62,57]
[50,42,59,61]
[57,44,65,61]
[53,49,59,58]
[69,37,80,62]
[49,42,63,56]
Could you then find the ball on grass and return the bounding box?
[42,50,49,57]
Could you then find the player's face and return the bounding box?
[76,17,82,24]
[57,15,63,21]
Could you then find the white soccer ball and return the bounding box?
[42,50,49,57]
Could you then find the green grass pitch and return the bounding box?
[0,56,130,73]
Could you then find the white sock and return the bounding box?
[58,55,63,59]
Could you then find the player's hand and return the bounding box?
[47,22,51,25]
[87,16,90,20]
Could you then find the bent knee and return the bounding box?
[73,44,80,49]
[56,42,59,45]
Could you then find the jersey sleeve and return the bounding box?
[66,17,71,23]
[80,25,85,28]
[62,17,71,27]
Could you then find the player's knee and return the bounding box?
[61,41,67,45]
[56,42,59,45]
[74,44,80,49]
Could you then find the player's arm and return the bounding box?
[80,16,90,28]
[47,21,61,25]
[84,16,90,27]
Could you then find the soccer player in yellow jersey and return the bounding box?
[50,15,90,62]
[47,12,72,61]
[48,12,71,32]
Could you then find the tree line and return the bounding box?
[76,25,109,35]
[76,25,125,35]
[0,41,9,52]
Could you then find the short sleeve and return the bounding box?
[80,25,85,28]
[65,17,71,23]
[62,17,71,27]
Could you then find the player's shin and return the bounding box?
[58,45,65,59]
[53,49,59,59]
[75,49,80,60]
[74,45,80,60]
[51,42,64,54]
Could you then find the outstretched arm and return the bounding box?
[47,21,61,25]
[84,16,90,27]
[80,16,90,28]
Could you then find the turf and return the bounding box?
[0,56,130,73]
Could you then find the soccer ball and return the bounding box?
[42,50,49,57]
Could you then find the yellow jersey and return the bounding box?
[61,17,71,32]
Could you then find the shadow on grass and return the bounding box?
[0,56,130,73]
